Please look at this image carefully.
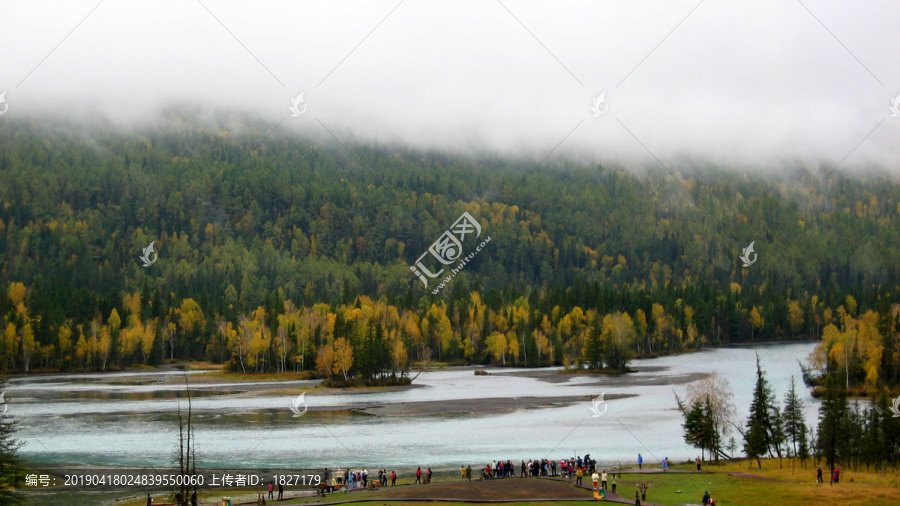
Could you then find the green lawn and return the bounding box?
[621,472,759,505]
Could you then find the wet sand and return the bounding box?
[14,364,700,417]
[354,393,636,416]
[490,367,709,386]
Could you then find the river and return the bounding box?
[6,342,820,471]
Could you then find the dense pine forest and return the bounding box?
[1,114,898,389]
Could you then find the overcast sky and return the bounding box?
[2,0,899,173]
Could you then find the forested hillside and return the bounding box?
[1,115,898,388]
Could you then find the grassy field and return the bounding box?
[670,457,900,486]
[614,469,899,505]
[632,458,900,505]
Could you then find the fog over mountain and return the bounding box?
[2,0,899,172]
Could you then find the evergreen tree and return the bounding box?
[783,376,805,458]
[681,399,707,456]
[769,404,787,466]
[726,436,737,459]
[0,377,24,505]
[877,390,900,469]
[583,324,603,370]
[744,353,778,468]
[859,404,881,471]
[676,393,717,461]
[702,395,720,462]
[796,423,810,468]
[817,367,849,473]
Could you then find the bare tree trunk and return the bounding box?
[177,373,197,506]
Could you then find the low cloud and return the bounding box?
[2,0,898,173]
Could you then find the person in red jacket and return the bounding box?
[415,467,422,484]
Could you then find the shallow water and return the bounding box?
[7,343,821,470]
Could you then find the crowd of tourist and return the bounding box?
[316,453,658,504]
[321,467,400,492]
[468,454,620,483]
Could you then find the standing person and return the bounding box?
[638,454,643,470]
[662,457,669,471]
[426,468,432,484]
[146,494,153,506]
[702,490,711,505]
[391,471,397,486]
[278,481,284,500]
[696,456,702,472]
[601,470,608,490]
[268,481,274,499]
[466,465,472,482]
[591,470,599,490]
[551,459,557,476]
[835,467,841,483]
[363,468,368,488]
[560,459,568,478]
[575,467,583,486]
[611,473,617,493]
[634,491,641,506]
[336,469,343,486]
[816,465,823,483]
[640,483,650,504]
[461,465,466,481]
[191,490,198,506]
[415,467,422,484]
